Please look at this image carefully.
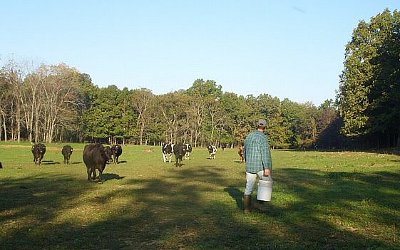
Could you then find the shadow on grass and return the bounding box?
[1,166,399,249]
[233,160,244,164]
[41,160,60,165]
[225,186,243,209]
[101,173,124,181]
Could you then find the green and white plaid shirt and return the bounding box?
[244,130,272,173]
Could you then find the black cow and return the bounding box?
[61,145,73,164]
[174,143,186,167]
[162,142,173,163]
[0,162,2,168]
[184,143,192,160]
[32,143,46,165]
[83,143,108,182]
[207,145,217,159]
[111,144,123,164]
[104,146,113,163]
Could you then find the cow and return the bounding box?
[83,143,108,182]
[174,143,186,167]
[184,143,192,160]
[162,142,174,163]
[61,145,73,164]
[111,144,123,164]
[104,145,113,163]
[207,145,217,159]
[0,162,2,168]
[32,143,46,165]
[238,144,244,163]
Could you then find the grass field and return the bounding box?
[0,142,399,249]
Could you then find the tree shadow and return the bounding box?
[1,164,398,249]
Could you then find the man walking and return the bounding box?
[243,119,272,213]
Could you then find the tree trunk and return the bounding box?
[139,122,145,145]
[34,108,39,143]
[17,103,21,142]
[1,112,7,141]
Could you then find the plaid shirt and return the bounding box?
[244,130,272,173]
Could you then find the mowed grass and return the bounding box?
[0,142,399,249]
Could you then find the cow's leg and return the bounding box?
[91,168,97,180]
[87,168,92,181]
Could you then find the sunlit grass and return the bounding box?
[0,142,399,249]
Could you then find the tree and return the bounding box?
[256,95,289,149]
[131,88,154,145]
[82,85,126,142]
[0,69,12,141]
[0,60,31,142]
[337,9,400,147]
[186,79,223,146]
[40,64,81,143]
[315,99,343,149]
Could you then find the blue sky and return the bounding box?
[1,1,398,105]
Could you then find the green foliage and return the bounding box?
[0,59,341,149]
[82,85,135,141]
[338,9,400,147]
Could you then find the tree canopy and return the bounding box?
[337,9,400,148]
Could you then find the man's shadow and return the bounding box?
[224,186,243,210]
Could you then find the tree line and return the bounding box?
[0,9,398,149]
[0,62,337,148]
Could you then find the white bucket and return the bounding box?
[257,177,273,201]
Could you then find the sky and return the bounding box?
[1,1,399,105]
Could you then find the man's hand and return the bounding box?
[263,168,271,177]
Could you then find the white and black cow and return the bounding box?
[184,143,192,160]
[207,145,217,159]
[162,142,174,163]
[111,144,123,164]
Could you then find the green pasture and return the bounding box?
[0,142,399,249]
